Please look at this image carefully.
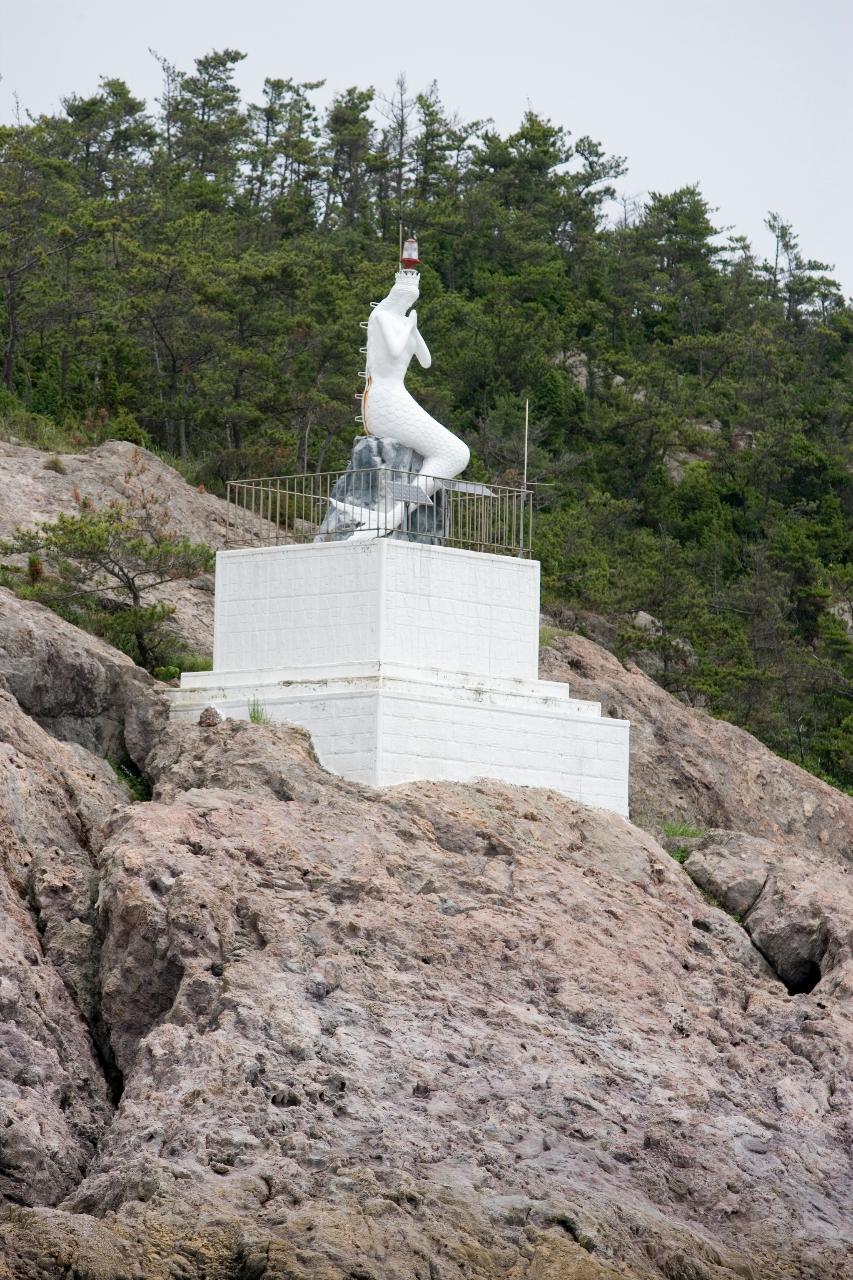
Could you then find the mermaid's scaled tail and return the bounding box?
[363,386,469,483]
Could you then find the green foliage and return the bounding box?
[248,696,271,725]
[178,652,214,673]
[661,820,705,865]
[0,460,213,670]
[661,820,705,839]
[0,393,72,451]
[539,625,562,648]
[0,53,851,786]
[153,652,214,682]
[43,455,67,474]
[26,554,43,585]
[108,756,152,802]
[98,410,152,448]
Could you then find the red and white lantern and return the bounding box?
[400,236,421,269]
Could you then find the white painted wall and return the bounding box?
[376,680,628,812]
[213,540,382,675]
[213,539,539,682]
[177,538,632,816]
[381,540,539,680]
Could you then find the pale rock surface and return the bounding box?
[1,712,851,1277]
[0,441,228,547]
[831,599,853,635]
[0,586,168,768]
[663,419,724,483]
[0,689,121,1207]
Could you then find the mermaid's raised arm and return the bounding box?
[374,309,416,360]
[413,328,431,369]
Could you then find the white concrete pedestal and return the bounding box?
[171,539,630,815]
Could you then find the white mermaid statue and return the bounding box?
[324,239,470,539]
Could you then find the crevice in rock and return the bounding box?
[737,926,811,995]
[27,877,126,1107]
[545,1210,597,1253]
[682,864,825,997]
[9,864,125,1212]
[742,902,829,994]
[24,799,127,1113]
[88,1014,125,1106]
[87,929,126,1107]
[109,754,153,802]
[154,955,186,1022]
[738,873,769,922]
[782,958,822,996]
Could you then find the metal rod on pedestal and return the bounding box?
[520,398,530,556]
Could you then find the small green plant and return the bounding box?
[43,455,67,474]
[26,554,43,586]
[661,820,705,839]
[661,819,705,866]
[152,652,212,683]
[108,756,152,802]
[153,665,181,682]
[539,625,562,648]
[248,696,271,725]
[105,410,152,448]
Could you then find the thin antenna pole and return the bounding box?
[399,219,403,262]
[523,398,529,493]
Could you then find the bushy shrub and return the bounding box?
[0,391,70,452]
[153,665,181,683]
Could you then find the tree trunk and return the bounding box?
[3,292,17,391]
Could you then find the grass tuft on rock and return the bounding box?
[248,697,271,725]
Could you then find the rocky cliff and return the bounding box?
[0,440,224,653]
[0,445,851,1278]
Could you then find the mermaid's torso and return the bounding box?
[363,309,432,438]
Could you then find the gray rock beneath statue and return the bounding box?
[315,435,446,544]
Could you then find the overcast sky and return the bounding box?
[2,0,850,294]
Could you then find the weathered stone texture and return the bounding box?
[0,556,850,1276]
[540,630,853,858]
[0,587,168,768]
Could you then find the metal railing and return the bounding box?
[225,468,533,557]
